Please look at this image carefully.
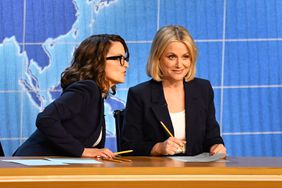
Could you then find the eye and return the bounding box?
[124,54,129,62]
[167,55,177,60]
[182,55,190,60]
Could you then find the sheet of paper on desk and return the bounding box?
[170,152,225,162]
[1,159,67,166]
[47,158,102,164]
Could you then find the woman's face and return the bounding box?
[159,41,191,83]
[105,41,129,87]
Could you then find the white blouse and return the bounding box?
[92,128,102,147]
[170,110,186,140]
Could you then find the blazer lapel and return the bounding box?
[150,80,174,136]
[184,80,200,153]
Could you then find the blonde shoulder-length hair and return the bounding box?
[146,25,197,82]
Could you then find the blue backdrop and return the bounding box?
[0,0,281,156]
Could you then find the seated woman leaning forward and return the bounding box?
[13,34,129,158]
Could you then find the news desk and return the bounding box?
[0,156,281,188]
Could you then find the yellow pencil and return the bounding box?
[160,121,174,137]
[114,150,133,155]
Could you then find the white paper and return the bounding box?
[2,159,67,166]
[170,152,225,162]
[47,158,102,164]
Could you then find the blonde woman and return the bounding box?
[121,25,226,157]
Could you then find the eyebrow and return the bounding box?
[166,52,190,55]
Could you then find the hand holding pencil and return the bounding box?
[150,121,186,155]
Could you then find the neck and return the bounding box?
[108,80,115,88]
[162,79,183,89]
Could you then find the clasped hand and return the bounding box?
[151,138,227,157]
[151,137,186,155]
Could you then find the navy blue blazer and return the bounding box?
[121,78,224,156]
[13,80,105,157]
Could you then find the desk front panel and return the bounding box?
[0,157,281,188]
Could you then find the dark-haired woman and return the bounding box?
[13,34,129,158]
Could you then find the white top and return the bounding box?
[92,128,102,147]
[170,110,186,140]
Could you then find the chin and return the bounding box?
[116,80,125,84]
[171,76,185,81]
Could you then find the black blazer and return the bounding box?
[13,80,105,157]
[121,78,224,156]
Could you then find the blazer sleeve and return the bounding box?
[121,88,157,155]
[35,80,100,156]
[203,81,224,150]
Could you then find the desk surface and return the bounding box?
[0,156,281,188]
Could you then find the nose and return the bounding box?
[175,58,181,67]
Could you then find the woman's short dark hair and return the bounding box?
[61,34,129,93]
